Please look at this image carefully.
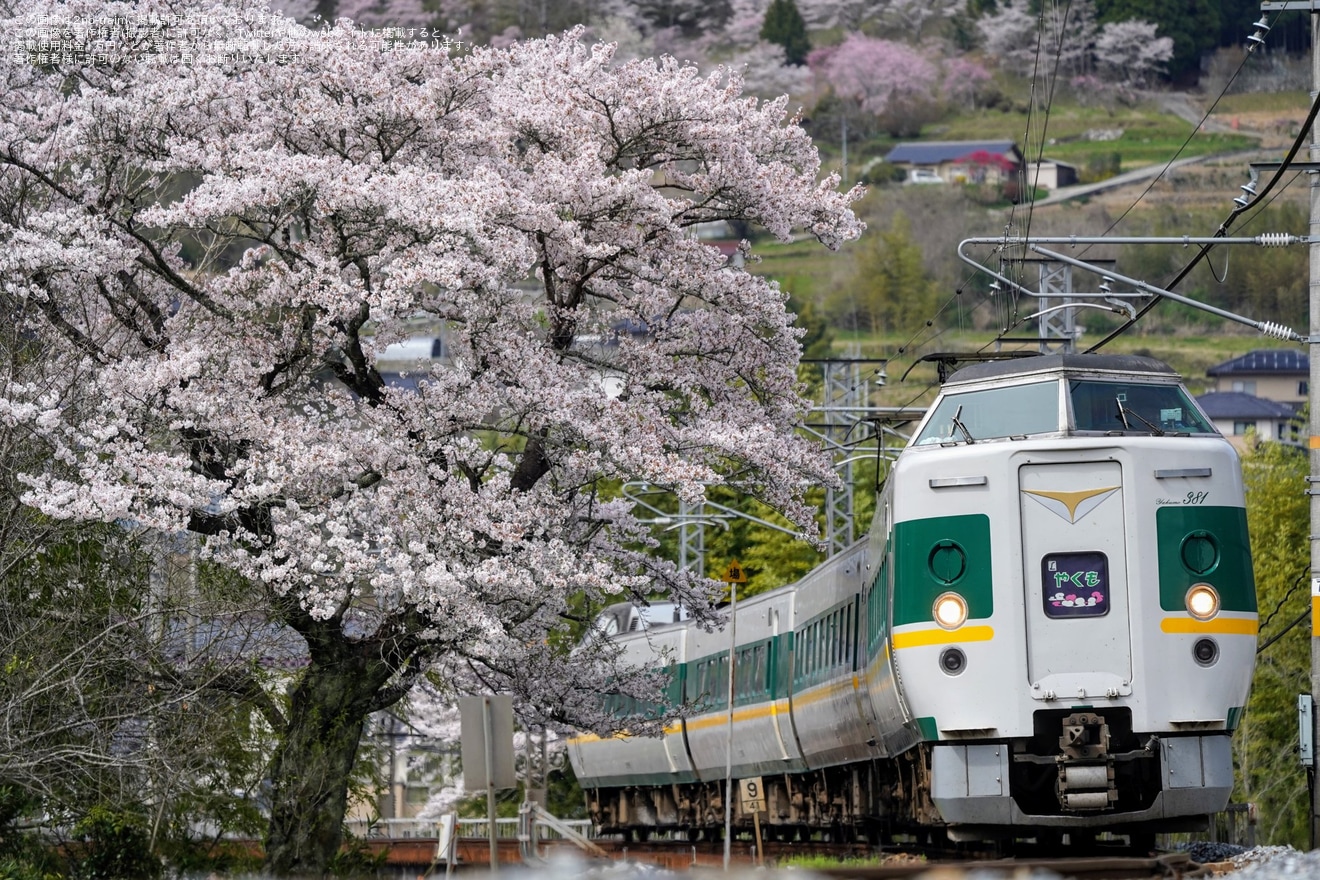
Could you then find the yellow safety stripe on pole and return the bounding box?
[1309,436,1320,449]
[1313,579,1320,636]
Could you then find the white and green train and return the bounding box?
[567,353,1257,846]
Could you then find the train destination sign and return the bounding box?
[1041,550,1110,618]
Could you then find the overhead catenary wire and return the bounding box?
[975,9,1286,352]
[1087,82,1320,352]
[1082,24,1277,251]
[888,8,1288,378]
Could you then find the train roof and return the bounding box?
[943,353,1178,386]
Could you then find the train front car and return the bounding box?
[876,353,1256,844]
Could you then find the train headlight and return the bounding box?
[1185,583,1220,621]
[933,591,968,630]
[1193,638,1219,667]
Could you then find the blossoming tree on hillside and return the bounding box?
[0,0,862,874]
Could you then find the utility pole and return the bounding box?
[1308,5,1320,850]
[1248,0,1320,845]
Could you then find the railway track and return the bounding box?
[812,852,1213,880]
[544,838,1220,878]
[357,834,1228,878]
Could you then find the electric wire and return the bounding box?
[1258,608,1309,655]
[889,9,1282,379]
[970,10,1283,353]
[1260,571,1309,632]
[1014,0,1073,251]
[1066,9,1281,263]
[1087,83,1320,352]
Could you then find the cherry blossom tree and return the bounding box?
[723,0,772,48]
[0,0,861,874]
[266,0,438,31]
[810,34,940,136]
[977,0,1096,79]
[942,55,992,110]
[332,0,434,29]
[875,0,966,42]
[1094,19,1173,88]
[730,41,812,100]
[795,0,883,31]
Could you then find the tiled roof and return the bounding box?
[1195,391,1301,419]
[1206,349,1308,376]
[884,140,1020,165]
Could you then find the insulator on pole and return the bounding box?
[1256,233,1297,247]
[1247,16,1271,52]
[1257,320,1298,340]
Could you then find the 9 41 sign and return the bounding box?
[739,777,766,813]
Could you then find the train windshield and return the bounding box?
[914,380,1059,444]
[1068,380,1214,434]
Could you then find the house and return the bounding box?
[1027,159,1079,191]
[1195,391,1302,448]
[884,140,1025,186]
[1206,349,1308,403]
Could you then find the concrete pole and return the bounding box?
[723,581,737,869]
[484,698,499,874]
[1310,8,1320,852]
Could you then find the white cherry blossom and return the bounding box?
[0,1,861,872]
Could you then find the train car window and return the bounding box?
[913,380,1059,444]
[835,609,844,668]
[1069,380,1213,434]
[793,631,803,683]
[1042,551,1110,618]
[827,613,837,668]
[807,622,818,680]
[832,611,842,668]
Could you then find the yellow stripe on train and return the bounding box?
[1159,616,1258,636]
[891,625,995,650]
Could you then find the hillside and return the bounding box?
[757,86,1318,408]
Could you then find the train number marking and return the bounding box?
[1157,491,1211,506]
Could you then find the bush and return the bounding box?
[67,807,160,880]
[1080,151,1122,183]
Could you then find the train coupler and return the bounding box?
[1056,711,1117,811]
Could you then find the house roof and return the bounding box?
[1195,391,1301,419]
[1206,348,1308,376]
[885,140,1022,166]
[1028,158,1078,171]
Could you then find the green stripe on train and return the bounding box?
[1156,506,1256,613]
[893,514,994,627]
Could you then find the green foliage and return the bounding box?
[67,807,160,880]
[543,760,587,820]
[0,786,63,880]
[325,827,389,879]
[1235,437,1309,847]
[1103,202,1309,335]
[858,161,907,186]
[828,211,938,337]
[1198,201,1307,330]
[788,290,836,396]
[760,0,810,66]
[1079,151,1122,184]
[779,853,912,869]
[704,492,824,599]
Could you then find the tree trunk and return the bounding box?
[263,640,393,878]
